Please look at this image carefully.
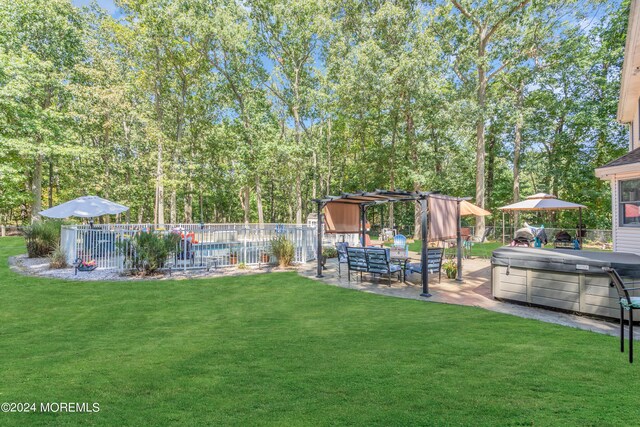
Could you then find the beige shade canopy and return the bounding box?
[323,203,360,233]
[498,193,586,212]
[460,200,491,216]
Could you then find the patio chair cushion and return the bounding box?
[406,263,440,274]
[620,297,640,310]
[388,264,401,273]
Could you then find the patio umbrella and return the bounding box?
[460,200,491,217]
[38,196,129,219]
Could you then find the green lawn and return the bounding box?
[385,240,503,258]
[0,236,637,425]
[393,240,610,259]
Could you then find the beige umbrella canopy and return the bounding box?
[460,200,491,216]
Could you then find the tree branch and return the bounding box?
[450,0,481,30]
[484,0,531,42]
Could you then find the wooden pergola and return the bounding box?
[313,190,467,297]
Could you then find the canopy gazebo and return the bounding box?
[313,190,469,297]
[498,193,587,246]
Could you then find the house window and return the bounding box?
[620,179,640,226]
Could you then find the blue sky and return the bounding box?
[71,0,120,16]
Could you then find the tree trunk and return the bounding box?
[31,153,43,223]
[295,174,302,224]
[255,176,264,224]
[513,88,524,226]
[243,186,250,224]
[326,118,332,195]
[153,47,164,226]
[170,188,177,224]
[48,159,54,208]
[184,181,193,223]
[155,141,164,225]
[475,42,487,239]
[486,125,496,205]
[388,116,397,231]
[407,111,421,238]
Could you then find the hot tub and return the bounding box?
[491,247,640,319]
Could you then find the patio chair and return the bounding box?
[405,248,444,283]
[336,242,349,276]
[346,247,368,282]
[366,247,402,286]
[603,267,640,363]
[393,234,408,256]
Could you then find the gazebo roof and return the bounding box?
[498,193,586,211]
[313,189,464,206]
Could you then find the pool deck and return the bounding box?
[299,256,640,340]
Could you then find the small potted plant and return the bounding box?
[321,247,338,268]
[442,259,457,279]
[260,252,271,263]
[229,252,238,265]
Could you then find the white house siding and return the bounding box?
[613,177,640,255]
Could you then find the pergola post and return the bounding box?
[456,199,463,282]
[360,204,367,246]
[420,196,430,297]
[316,201,324,278]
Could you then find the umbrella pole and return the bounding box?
[502,211,505,245]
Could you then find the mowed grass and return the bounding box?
[0,236,638,426]
[397,240,610,259]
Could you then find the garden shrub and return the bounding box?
[24,220,63,258]
[322,247,338,258]
[48,245,68,269]
[270,235,295,267]
[124,231,180,275]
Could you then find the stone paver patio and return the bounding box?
[299,256,640,340]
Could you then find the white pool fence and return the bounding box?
[61,223,318,271]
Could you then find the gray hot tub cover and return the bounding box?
[491,247,640,277]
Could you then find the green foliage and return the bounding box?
[23,220,62,257]
[269,235,295,267]
[0,0,629,233]
[48,244,68,269]
[322,247,338,258]
[442,258,457,279]
[125,231,180,275]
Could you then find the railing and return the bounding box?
[61,223,317,271]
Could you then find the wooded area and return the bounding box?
[0,0,629,234]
